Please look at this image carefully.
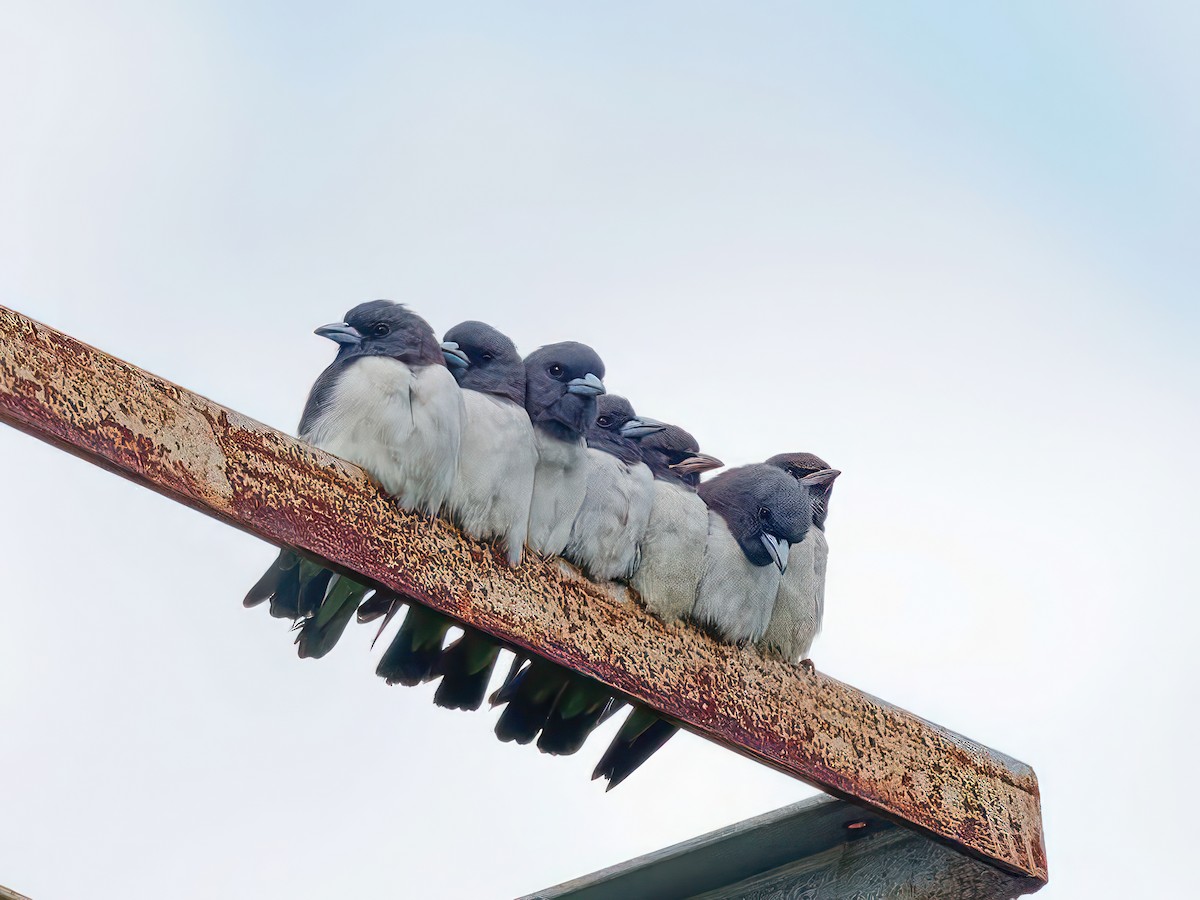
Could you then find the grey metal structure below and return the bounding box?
[524,795,1035,900]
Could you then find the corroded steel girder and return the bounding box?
[0,305,1046,892]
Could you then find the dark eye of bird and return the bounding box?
[548,363,564,378]
[372,323,391,336]
[481,352,494,362]
[597,416,610,428]
[759,506,771,520]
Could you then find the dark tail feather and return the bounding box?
[433,630,501,711]
[489,652,529,707]
[267,563,303,619]
[537,678,624,756]
[244,549,296,608]
[375,603,454,686]
[593,707,679,789]
[493,661,568,745]
[295,576,370,659]
[356,592,396,624]
[296,567,334,620]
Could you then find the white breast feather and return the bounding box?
[630,481,708,621]
[691,513,782,644]
[564,450,655,582]
[301,357,464,514]
[444,392,537,566]
[762,529,824,662]
[526,430,589,556]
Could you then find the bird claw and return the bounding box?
[798,658,816,674]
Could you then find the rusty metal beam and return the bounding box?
[0,305,1047,892]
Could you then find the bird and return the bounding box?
[490,342,606,745]
[593,463,818,789]
[425,321,539,710]
[374,321,542,690]
[242,300,465,659]
[628,424,724,622]
[761,453,841,666]
[522,342,607,556]
[563,394,663,582]
[535,396,668,755]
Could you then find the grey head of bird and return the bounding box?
[635,423,724,488]
[314,300,444,367]
[766,452,841,529]
[698,463,813,572]
[440,320,525,406]
[584,395,665,466]
[523,341,607,440]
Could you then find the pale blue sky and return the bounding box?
[1,4,1196,898]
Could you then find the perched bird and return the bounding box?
[522,342,607,557]
[491,342,606,745]
[691,464,815,642]
[243,300,465,658]
[439,321,537,566]
[761,453,841,666]
[564,395,663,582]
[629,425,724,621]
[535,397,666,755]
[427,322,539,710]
[594,463,817,789]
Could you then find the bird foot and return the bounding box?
[798,658,816,674]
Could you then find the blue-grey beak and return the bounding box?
[566,372,606,397]
[440,341,470,370]
[620,416,667,439]
[759,533,789,573]
[315,322,363,346]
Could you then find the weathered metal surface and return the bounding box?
[525,795,1032,900]
[0,305,1047,889]
[0,884,33,900]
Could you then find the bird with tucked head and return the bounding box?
[761,453,841,668]
[594,462,819,789]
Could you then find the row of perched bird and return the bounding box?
[244,299,839,788]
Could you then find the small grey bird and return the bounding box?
[440,321,538,566]
[563,395,663,582]
[425,322,539,710]
[243,301,465,656]
[534,397,667,756]
[629,425,724,621]
[491,342,608,746]
[762,453,841,665]
[523,342,607,556]
[690,464,815,643]
[594,463,817,789]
